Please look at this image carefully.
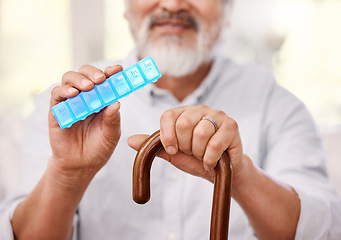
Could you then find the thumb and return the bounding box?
[128,134,150,151]
[128,134,171,162]
[102,101,121,137]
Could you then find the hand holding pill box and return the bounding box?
[52,57,161,129]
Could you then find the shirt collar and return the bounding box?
[182,56,221,105]
[123,50,224,106]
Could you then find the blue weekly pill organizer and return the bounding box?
[52,56,162,129]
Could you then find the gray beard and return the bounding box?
[135,17,222,78]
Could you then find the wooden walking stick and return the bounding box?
[132,130,232,240]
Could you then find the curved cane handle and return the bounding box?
[132,130,232,240]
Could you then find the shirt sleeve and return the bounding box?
[0,195,79,240]
[0,86,79,239]
[0,195,25,240]
[262,83,341,239]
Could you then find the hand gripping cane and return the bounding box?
[132,130,232,240]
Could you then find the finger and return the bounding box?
[203,119,241,171]
[78,64,106,85]
[159,106,187,155]
[50,85,79,108]
[49,85,79,128]
[104,65,123,78]
[202,131,226,171]
[175,109,205,154]
[192,119,216,160]
[62,71,95,92]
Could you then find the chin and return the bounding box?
[138,36,212,78]
[142,45,210,78]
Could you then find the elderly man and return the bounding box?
[1,0,341,239]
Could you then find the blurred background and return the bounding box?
[0,0,341,199]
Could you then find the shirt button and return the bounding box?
[169,171,179,180]
[167,232,177,240]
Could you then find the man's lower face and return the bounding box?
[132,11,222,78]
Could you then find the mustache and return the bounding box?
[149,10,199,31]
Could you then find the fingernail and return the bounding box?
[203,164,211,172]
[110,64,121,68]
[82,79,93,87]
[68,87,78,94]
[93,72,105,80]
[166,146,177,155]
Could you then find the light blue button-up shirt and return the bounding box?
[1,51,341,239]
